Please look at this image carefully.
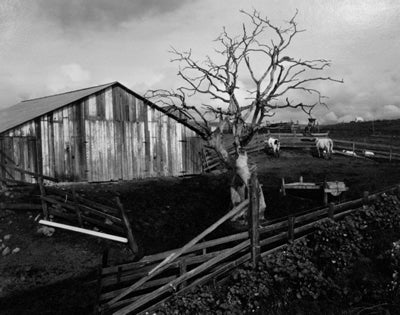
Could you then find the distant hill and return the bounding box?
[323,119,400,138]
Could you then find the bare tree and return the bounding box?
[146,9,342,220]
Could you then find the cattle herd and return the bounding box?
[264,136,333,159]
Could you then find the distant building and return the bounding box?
[355,117,364,123]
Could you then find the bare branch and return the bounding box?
[146,8,343,163]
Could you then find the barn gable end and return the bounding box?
[0,82,203,183]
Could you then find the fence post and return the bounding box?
[102,240,110,267]
[37,176,49,219]
[281,177,286,196]
[323,181,328,206]
[363,191,370,205]
[72,186,83,227]
[287,216,295,242]
[328,202,336,220]
[390,136,393,162]
[115,197,139,256]
[179,259,187,289]
[248,173,260,268]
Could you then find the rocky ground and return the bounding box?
[1,149,400,314]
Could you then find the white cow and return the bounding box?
[342,150,357,157]
[265,137,281,157]
[363,150,375,157]
[315,138,333,159]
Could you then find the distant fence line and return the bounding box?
[202,134,400,172]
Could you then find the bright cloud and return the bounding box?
[46,63,91,93]
[0,0,399,124]
[321,112,339,124]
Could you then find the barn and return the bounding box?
[0,82,204,183]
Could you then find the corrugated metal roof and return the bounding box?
[0,82,116,134]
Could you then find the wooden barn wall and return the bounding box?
[84,86,203,182]
[0,85,203,184]
[0,121,37,183]
[40,102,86,182]
[0,103,87,183]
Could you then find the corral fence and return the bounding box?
[202,133,320,172]
[0,157,140,257]
[202,133,400,172]
[95,172,400,315]
[333,139,400,161]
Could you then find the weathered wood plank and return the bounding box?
[100,276,177,302]
[112,239,250,314]
[105,87,113,120]
[101,231,248,276]
[0,163,58,182]
[104,199,250,308]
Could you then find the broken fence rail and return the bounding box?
[38,186,139,256]
[38,220,128,243]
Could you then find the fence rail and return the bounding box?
[333,139,400,161]
[202,136,400,172]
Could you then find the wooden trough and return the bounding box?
[281,176,348,205]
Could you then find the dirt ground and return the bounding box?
[1,148,400,314]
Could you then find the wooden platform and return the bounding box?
[281,177,348,205]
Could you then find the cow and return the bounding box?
[264,137,281,157]
[315,138,333,159]
[363,150,375,157]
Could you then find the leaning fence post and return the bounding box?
[287,216,295,242]
[248,173,260,268]
[115,196,139,256]
[328,202,335,220]
[179,259,187,289]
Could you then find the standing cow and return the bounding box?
[264,137,281,157]
[315,138,333,159]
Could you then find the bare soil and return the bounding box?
[1,148,400,314]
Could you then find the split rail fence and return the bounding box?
[38,185,139,255]
[95,173,400,315]
[203,135,400,172]
[0,157,139,254]
[333,139,400,161]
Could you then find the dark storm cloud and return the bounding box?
[36,0,195,31]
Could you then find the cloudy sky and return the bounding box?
[0,0,399,124]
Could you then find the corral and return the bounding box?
[1,132,400,313]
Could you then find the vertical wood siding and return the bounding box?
[0,121,37,183]
[39,102,87,181]
[83,86,203,182]
[0,84,203,183]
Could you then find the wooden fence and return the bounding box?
[202,135,400,172]
[333,139,400,161]
[95,174,400,314]
[37,185,139,255]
